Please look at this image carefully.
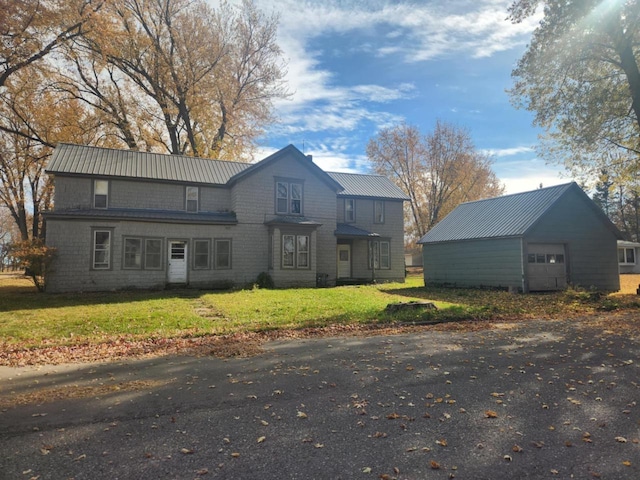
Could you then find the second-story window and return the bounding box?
[276,181,303,215]
[345,198,355,222]
[374,200,385,223]
[94,179,109,209]
[186,186,199,212]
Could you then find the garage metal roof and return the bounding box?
[418,183,581,244]
[327,172,409,200]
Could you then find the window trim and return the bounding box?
[92,228,112,270]
[144,238,163,270]
[186,186,199,213]
[123,237,143,270]
[369,240,390,270]
[214,238,232,270]
[193,238,211,270]
[373,200,385,224]
[619,247,636,265]
[275,179,304,215]
[281,234,310,269]
[344,198,356,223]
[93,179,109,209]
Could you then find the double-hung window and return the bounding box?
[145,239,162,269]
[369,240,390,270]
[193,239,210,269]
[345,198,355,222]
[93,230,111,269]
[374,200,384,223]
[282,234,309,269]
[123,238,142,269]
[186,186,199,212]
[276,181,303,215]
[215,239,232,269]
[94,180,109,209]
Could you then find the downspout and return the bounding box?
[520,237,526,293]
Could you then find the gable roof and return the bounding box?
[327,172,410,200]
[47,143,409,201]
[418,182,622,244]
[226,144,343,192]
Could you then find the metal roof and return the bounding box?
[47,143,249,185]
[45,208,237,224]
[418,183,582,244]
[327,172,410,200]
[335,223,379,237]
[47,144,410,201]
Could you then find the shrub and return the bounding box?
[255,272,275,289]
[9,239,56,292]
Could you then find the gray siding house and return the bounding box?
[45,144,408,292]
[418,183,622,292]
[618,240,640,274]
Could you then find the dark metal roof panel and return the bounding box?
[419,183,575,243]
[47,143,250,185]
[335,223,379,237]
[45,208,237,224]
[327,172,409,200]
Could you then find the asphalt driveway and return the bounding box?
[1,318,639,479]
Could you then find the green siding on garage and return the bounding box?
[526,188,620,291]
[423,237,523,289]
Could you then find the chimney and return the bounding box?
[306,154,313,162]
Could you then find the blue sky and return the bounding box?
[251,0,569,194]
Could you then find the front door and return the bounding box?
[337,244,351,278]
[168,241,188,283]
[527,243,567,291]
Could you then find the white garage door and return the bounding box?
[527,243,567,291]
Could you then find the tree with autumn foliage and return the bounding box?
[9,239,56,291]
[367,121,504,244]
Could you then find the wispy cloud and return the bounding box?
[483,146,535,157]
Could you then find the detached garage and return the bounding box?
[418,182,622,292]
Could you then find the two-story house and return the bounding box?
[44,144,409,292]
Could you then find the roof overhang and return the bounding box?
[335,223,380,238]
[44,208,238,225]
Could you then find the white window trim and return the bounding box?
[186,186,199,213]
[345,198,355,223]
[374,200,385,224]
[275,180,303,215]
[369,240,390,270]
[94,179,109,209]
[619,247,636,265]
[92,229,112,270]
[282,234,310,269]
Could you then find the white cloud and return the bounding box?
[483,146,535,157]
[496,158,572,194]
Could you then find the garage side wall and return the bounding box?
[422,237,523,289]
[525,191,620,291]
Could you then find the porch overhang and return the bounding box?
[334,223,380,239]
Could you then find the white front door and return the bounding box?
[168,241,188,283]
[337,244,351,278]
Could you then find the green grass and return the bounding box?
[2,273,639,350]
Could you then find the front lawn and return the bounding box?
[1,273,639,355]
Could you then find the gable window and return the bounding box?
[619,247,636,265]
[345,198,355,222]
[145,239,162,269]
[369,240,390,270]
[282,234,309,269]
[215,239,232,269]
[94,180,109,209]
[123,238,142,269]
[193,239,210,269]
[92,230,111,269]
[374,200,384,223]
[186,186,199,212]
[276,181,303,215]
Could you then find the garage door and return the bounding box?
[527,244,567,291]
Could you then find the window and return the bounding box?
[528,252,565,264]
[145,239,162,269]
[619,247,636,265]
[93,230,111,269]
[282,234,309,269]
[94,180,109,209]
[374,200,384,223]
[186,186,199,212]
[193,239,210,269]
[276,181,303,215]
[345,198,355,222]
[123,238,142,269]
[369,240,390,269]
[215,239,232,269]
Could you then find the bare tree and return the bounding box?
[367,120,504,244]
